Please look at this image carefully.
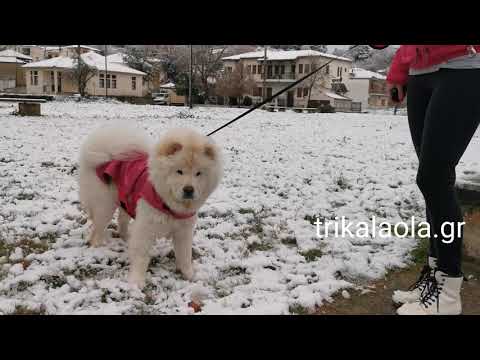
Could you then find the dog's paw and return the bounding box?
[181,266,195,281]
[128,272,146,289]
[88,233,104,247]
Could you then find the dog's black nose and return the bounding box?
[183,185,194,198]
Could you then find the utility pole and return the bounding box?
[189,45,193,109]
[263,45,267,102]
[77,45,81,96]
[105,44,108,97]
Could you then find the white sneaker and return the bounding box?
[392,257,437,305]
[396,270,463,315]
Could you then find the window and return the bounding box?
[299,64,303,74]
[112,75,117,89]
[99,74,105,88]
[106,74,111,89]
[280,65,285,74]
[305,64,310,73]
[274,65,279,75]
[254,87,262,97]
[345,67,347,72]
[303,88,308,97]
[252,65,257,74]
[226,66,233,73]
[30,71,38,86]
[132,76,136,90]
[297,87,302,98]
[247,65,251,74]
[267,87,272,98]
[291,64,295,74]
[258,64,262,75]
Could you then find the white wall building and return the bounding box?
[346,68,389,111]
[221,49,353,108]
[22,51,147,97]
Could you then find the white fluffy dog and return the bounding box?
[78,126,223,288]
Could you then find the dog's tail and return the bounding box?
[79,125,152,169]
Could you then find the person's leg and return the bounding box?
[416,69,480,276]
[392,74,439,306]
[405,74,437,258]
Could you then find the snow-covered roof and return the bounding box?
[349,67,386,80]
[0,49,32,61]
[159,82,176,89]
[222,49,352,62]
[42,45,101,52]
[63,45,101,52]
[22,51,146,75]
[323,90,351,100]
[0,56,26,64]
[106,53,126,63]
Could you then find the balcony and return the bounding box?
[261,72,296,81]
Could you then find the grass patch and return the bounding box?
[63,265,103,280]
[8,305,47,315]
[335,175,351,190]
[0,238,50,260]
[410,237,429,265]
[221,266,247,277]
[300,248,324,262]
[281,236,297,247]
[289,304,309,315]
[39,275,68,289]
[247,242,273,252]
[238,208,256,215]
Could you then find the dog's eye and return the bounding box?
[196,171,202,177]
[177,170,183,175]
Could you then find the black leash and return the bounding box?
[206,45,359,137]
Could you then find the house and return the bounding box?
[22,51,147,97]
[13,45,101,61]
[221,49,353,108]
[346,68,389,110]
[107,52,166,94]
[0,49,33,91]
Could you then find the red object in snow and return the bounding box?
[188,301,202,313]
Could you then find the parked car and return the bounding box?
[152,88,186,106]
[152,90,169,105]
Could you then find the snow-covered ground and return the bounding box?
[0,101,478,315]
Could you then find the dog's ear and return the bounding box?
[158,141,183,157]
[204,144,217,160]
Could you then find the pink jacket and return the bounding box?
[387,45,480,85]
[96,154,195,220]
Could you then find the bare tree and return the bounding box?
[192,45,227,103]
[69,48,97,97]
[157,45,189,82]
[304,58,329,107]
[214,64,256,105]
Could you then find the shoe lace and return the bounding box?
[407,265,431,291]
[419,271,444,312]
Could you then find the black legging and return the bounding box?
[407,69,480,276]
